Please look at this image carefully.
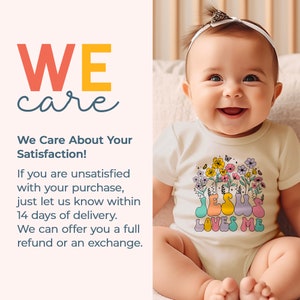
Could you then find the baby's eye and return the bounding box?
[209,74,222,82]
[243,74,259,82]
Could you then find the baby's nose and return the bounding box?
[223,82,243,98]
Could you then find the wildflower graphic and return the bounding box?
[193,156,266,233]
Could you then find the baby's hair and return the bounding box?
[182,6,220,50]
[183,6,279,81]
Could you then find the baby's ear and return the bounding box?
[182,81,191,98]
[272,82,283,105]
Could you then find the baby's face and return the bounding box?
[183,32,282,137]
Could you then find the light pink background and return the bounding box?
[0,1,152,299]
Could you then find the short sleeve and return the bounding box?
[153,125,179,186]
[278,126,300,190]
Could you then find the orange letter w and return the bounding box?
[17,44,75,91]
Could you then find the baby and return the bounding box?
[153,7,300,300]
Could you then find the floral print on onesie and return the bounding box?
[193,156,266,233]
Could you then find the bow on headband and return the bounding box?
[187,10,275,53]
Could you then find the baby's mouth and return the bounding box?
[219,107,246,116]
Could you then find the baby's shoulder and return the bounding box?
[266,120,298,138]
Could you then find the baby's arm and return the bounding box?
[280,182,300,236]
[153,177,173,217]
